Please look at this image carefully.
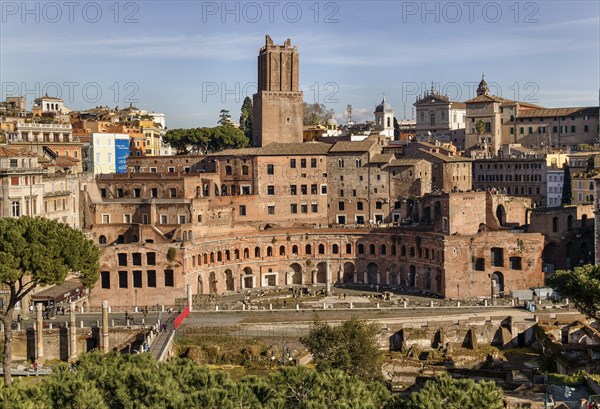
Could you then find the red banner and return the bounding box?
[173,304,190,329]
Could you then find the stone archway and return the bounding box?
[496,204,506,227]
[367,262,378,284]
[316,262,327,284]
[343,262,355,284]
[242,267,254,289]
[491,271,504,297]
[290,263,302,285]
[408,265,416,287]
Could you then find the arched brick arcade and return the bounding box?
[183,229,447,296]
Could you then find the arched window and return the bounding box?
[305,244,312,254]
[98,235,106,244]
[192,255,196,267]
[225,250,231,261]
[243,248,249,259]
[358,244,365,254]
[254,247,261,257]
[292,245,298,255]
[318,244,325,254]
[409,246,415,257]
[332,244,339,254]
[401,245,406,256]
[234,249,240,259]
[380,244,386,255]
[279,245,285,256]
[267,246,273,257]
[210,252,215,263]
[203,253,208,264]
[345,243,352,254]
[217,251,222,262]
[369,244,376,254]
[552,216,558,232]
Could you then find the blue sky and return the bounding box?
[1,1,599,128]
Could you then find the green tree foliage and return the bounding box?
[300,317,383,380]
[387,373,504,409]
[303,102,334,126]
[240,96,253,139]
[0,352,391,409]
[218,109,232,126]
[475,119,486,136]
[164,126,249,154]
[561,163,573,205]
[0,217,99,385]
[548,264,600,320]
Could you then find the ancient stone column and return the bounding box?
[186,284,193,312]
[35,303,44,360]
[69,302,76,360]
[101,301,109,353]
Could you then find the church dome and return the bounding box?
[326,118,338,126]
[375,97,394,113]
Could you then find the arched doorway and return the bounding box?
[243,267,253,289]
[491,272,504,297]
[408,265,416,287]
[367,262,378,284]
[343,262,355,284]
[316,262,327,284]
[290,263,302,285]
[224,269,234,291]
[496,205,506,227]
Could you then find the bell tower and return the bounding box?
[252,35,304,147]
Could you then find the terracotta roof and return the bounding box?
[0,145,33,157]
[215,142,331,157]
[329,140,377,153]
[370,153,394,164]
[450,102,466,109]
[388,158,425,167]
[417,148,473,163]
[517,107,598,118]
[465,94,512,104]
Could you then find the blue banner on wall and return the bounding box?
[114,138,129,174]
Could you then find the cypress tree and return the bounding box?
[561,163,572,206]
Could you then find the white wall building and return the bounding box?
[91,133,130,175]
[547,169,564,207]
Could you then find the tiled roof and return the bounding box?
[0,145,32,157]
[517,107,598,118]
[465,94,512,104]
[370,153,394,164]
[388,158,424,167]
[329,140,377,153]
[450,102,467,109]
[417,148,473,162]
[215,142,331,157]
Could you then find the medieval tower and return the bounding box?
[252,35,304,147]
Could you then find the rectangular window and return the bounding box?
[290,159,296,168]
[268,205,275,215]
[133,270,142,288]
[239,205,246,216]
[11,201,20,217]
[474,258,485,271]
[357,202,363,211]
[310,158,317,168]
[179,215,186,224]
[571,125,576,133]
[338,201,345,211]
[100,188,107,198]
[118,271,128,288]
[301,185,307,194]
[160,215,168,224]
[290,185,297,195]
[321,185,327,194]
[311,203,318,213]
[164,269,174,287]
[132,253,142,266]
[170,188,177,198]
[147,270,156,287]
[311,184,318,194]
[267,185,275,195]
[301,204,308,214]
[146,252,156,265]
[101,271,111,289]
[290,204,298,213]
[267,164,274,175]
[300,159,307,168]
[509,257,522,270]
[151,188,158,198]
[134,188,141,198]
[118,253,128,266]
[491,247,504,267]
[10,177,19,186]
[124,214,132,224]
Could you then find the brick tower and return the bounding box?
[252,35,304,147]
